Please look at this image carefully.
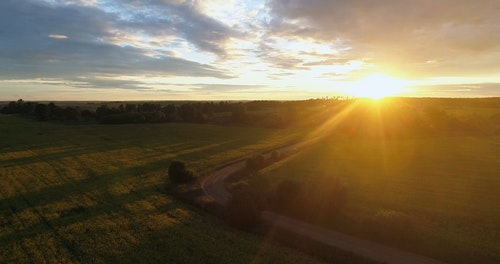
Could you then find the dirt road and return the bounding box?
[201,148,447,264]
[261,211,446,264]
[201,160,241,205]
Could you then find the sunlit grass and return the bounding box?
[250,100,500,264]
[0,115,327,263]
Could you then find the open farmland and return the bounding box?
[0,114,329,263]
[248,99,500,264]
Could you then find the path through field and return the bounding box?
[201,147,448,264]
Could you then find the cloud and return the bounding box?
[267,0,500,77]
[412,83,500,97]
[256,42,307,70]
[46,0,98,6]
[100,0,239,57]
[0,0,234,89]
[65,77,150,90]
[48,34,68,39]
[190,83,266,92]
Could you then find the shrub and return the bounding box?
[168,160,195,183]
[322,177,347,214]
[270,177,347,221]
[272,180,302,208]
[245,154,266,171]
[226,186,261,230]
[245,157,257,171]
[271,150,281,161]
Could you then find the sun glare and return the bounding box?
[347,73,408,99]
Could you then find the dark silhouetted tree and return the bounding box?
[230,103,247,123]
[226,185,261,230]
[245,154,266,171]
[168,160,196,183]
[34,103,49,121]
[62,107,80,121]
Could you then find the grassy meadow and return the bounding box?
[249,99,500,264]
[0,114,330,263]
[1,98,499,263]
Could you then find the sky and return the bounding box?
[1,0,499,101]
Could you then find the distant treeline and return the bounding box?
[0,98,338,127]
[2,98,499,135]
[333,98,500,136]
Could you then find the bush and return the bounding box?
[270,177,347,221]
[226,186,261,229]
[245,154,266,171]
[168,160,196,183]
[322,177,347,214]
[272,180,302,209]
[271,150,281,161]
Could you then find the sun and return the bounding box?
[347,73,408,99]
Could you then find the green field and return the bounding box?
[249,100,500,264]
[0,115,331,263]
[2,98,499,263]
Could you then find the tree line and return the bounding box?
[1,99,89,122]
[3,97,497,134]
[0,98,339,127]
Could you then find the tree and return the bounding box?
[245,154,266,171]
[34,103,49,121]
[178,104,196,122]
[1,99,37,115]
[226,187,261,229]
[270,177,347,220]
[271,150,281,161]
[48,102,62,120]
[162,104,176,121]
[80,110,95,121]
[62,107,80,121]
[168,160,195,183]
[230,103,247,123]
[0,101,21,114]
[271,180,303,214]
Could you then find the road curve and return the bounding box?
[201,160,242,205]
[202,144,299,205]
[201,148,448,264]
